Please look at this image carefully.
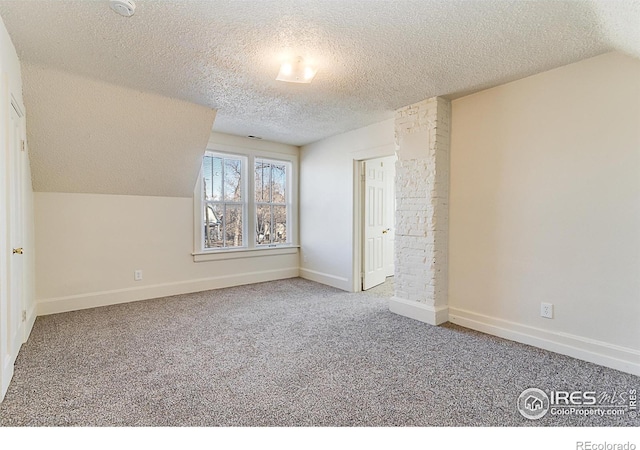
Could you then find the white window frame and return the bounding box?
[255,157,292,248]
[200,152,248,251]
[193,146,298,262]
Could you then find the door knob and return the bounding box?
[12,247,23,254]
[382,229,390,234]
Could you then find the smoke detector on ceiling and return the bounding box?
[109,0,136,17]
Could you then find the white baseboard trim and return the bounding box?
[448,307,640,376]
[24,304,37,343]
[37,267,300,316]
[389,296,449,326]
[299,268,351,291]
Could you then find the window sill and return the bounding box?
[192,245,299,262]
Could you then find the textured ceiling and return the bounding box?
[0,0,639,146]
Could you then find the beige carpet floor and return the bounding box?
[0,277,637,426]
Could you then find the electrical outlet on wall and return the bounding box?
[134,270,143,281]
[541,302,554,319]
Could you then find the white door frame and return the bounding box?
[351,144,395,292]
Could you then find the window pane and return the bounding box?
[210,157,223,201]
[203,155,223,201]
[256,204,271,244]
[204,203,223,248]
[255,160,271,203]
[203,156,213,200]
[224,158,242,202]
[272,164,286,203]
[225,205,243,247]
[273,205,287,243]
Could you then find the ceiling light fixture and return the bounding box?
[276,57,318,84]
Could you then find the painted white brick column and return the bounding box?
[390,97,450,325]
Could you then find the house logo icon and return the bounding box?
[517,388,550,420]
[525,395,543,411]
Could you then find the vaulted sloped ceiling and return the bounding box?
[0,0,638,147]
[23,64,216,197]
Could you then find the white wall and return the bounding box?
[35,133,299,315]
[300,119,395,291]
[449,52,640,373]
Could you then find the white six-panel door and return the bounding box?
[8,100,24,358]
[1,93,25,402]
[363,159,388,290]
[0,75,7,400]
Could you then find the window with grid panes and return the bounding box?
[200,152,293,252]
[255,159,290,246]
[202,153,246,249]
